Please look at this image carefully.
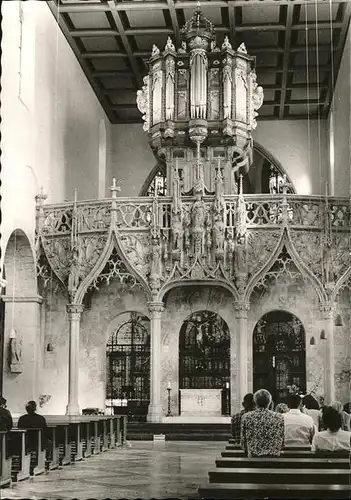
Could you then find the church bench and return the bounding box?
[8,429,30,482]
[23,428,46,476]
[89,418,100,454]
[46,425,60,470]
[221,449,350,459]
[215,456,349,469]
[226,444,311,451]
[198,482,351,499]
[53,424,71,466]
[0,432,12,488]
[208,467,350,485]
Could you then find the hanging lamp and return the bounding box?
[320,329,326,340]
[334,313,343,327]
[309,336,316,346]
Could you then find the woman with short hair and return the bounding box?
[330,401,351,431]
[311,406,351,452]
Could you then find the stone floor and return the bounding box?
[3,441,223,500]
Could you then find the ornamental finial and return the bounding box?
[110,178,121,198]
[35,187,47,206]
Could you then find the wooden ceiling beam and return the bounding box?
[166,0,181,47]
[107,0,143,88]
[82,51,126,59]
[322,2,351,116]
[92,70,134,78]
[58,0,350,13]
[227,2,236,47]
[70,28,119,37]
[279,4,295,119]
[47,1,116,123]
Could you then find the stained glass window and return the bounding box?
[146,167,167,197]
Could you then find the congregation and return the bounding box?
[231,389,351,457]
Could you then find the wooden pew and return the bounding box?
[9,429,30,482]
[215,456,350,469]
[46,425,60,470]
[208,467,350,485]
[25,428,46,476]
[222,449,349,459]
[0,432,12,487]
[89,418,100,455]
[80,419,92,458]
[199,483,351,499]
[55,424,71,466]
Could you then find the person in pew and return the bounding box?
[330,401,351,431]
[302,393,321,430]
[231,393,254,444]
[240,389,284,458]
[283,394,315,446]
[275,403,289,414]
[18,401,47,431]
[311,407,351,452]
[0,396,13,431]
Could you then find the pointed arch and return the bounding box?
[74,229,151,304]
[244,228,326,303]
[159,279,239,303]
[333,266,351,301]
[3,229,37,296]
[139,162,167,197]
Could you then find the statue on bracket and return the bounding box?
[9,328,22,373]
[191,193,206,257]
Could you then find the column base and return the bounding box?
[65,403,80,416]
[147,404,163,423]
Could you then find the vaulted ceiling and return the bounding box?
[48,0,351,124]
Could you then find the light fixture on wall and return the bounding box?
[309,336,316,346]
[320,330,326,340]
[334,314,343,327]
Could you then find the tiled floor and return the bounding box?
[3,441,223,500]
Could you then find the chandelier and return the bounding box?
[137,4,263,195]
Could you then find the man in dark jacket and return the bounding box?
[0,396,13,432]
[18,401,47,430]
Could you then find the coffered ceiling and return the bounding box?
[48,0,351,124]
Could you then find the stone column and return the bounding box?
[147,301,164,423]
[66,304,84,416]
[235,301,250,410]
[321,303,335,404]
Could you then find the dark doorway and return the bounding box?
[253,310,306,403]
[106,312,150,421]
[179,310,230,414]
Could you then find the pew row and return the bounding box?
[1,415,127,488]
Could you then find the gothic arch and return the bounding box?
[159,279,239,303]
[3,229,37,296]
[139,142,295,196]
[333,266,351,302]
[244,229,326,303]
[75,230,151,305]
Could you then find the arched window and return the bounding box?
[179,310,230,390]
[106,312,150,420]
[253,311,306,403]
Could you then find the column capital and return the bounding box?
[319,302,334,318]
[147,301,164,314]
[234,301,250,318]
[66,304,84,319]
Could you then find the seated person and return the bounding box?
[284,394,315,446]
[312,406,351,453]
[18,401,48,451]
[241,389,284,457]
[0,396,13,432]
[302,394,321,430]
[330,401,351,431]
[231,393,254,444]
[275,403,289,414]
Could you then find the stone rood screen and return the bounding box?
[136,4,263,197]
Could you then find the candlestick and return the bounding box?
[167,381,171,389]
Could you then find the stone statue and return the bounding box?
[178,41,187,54]
[213,213,225,253]
[68,246,81,296]
[172,210,183,252]
[191,194,206,255]
[234,235,247,274]
[136,76,150,131]
[10,334,22,373]
[183,210,191,251]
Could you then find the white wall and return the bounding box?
[1,1,111,265]
[329,24,350,198]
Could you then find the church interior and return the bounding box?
[1,0,350,498]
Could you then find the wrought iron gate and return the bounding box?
[106,312,150,421]
[179,310,230,390]
[253,310,306,403]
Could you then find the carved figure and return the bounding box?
[210,40,220,52]
[68,246,81,296]
[250,72,264,129]
[136,76,150,131]
[10,337,21,365]
[213,214,225,252]
[178,41,187,54]
[172,210,183,251]
[165,36,175,52]
[165,58,175,120]
[183,210,191,251]
[234,235,247,275]
[191,194,206,255]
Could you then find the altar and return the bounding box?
[180,389,222,417]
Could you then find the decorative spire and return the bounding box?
[180,3,215,43]
[35,187,47,206]
[110,178,121,199]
